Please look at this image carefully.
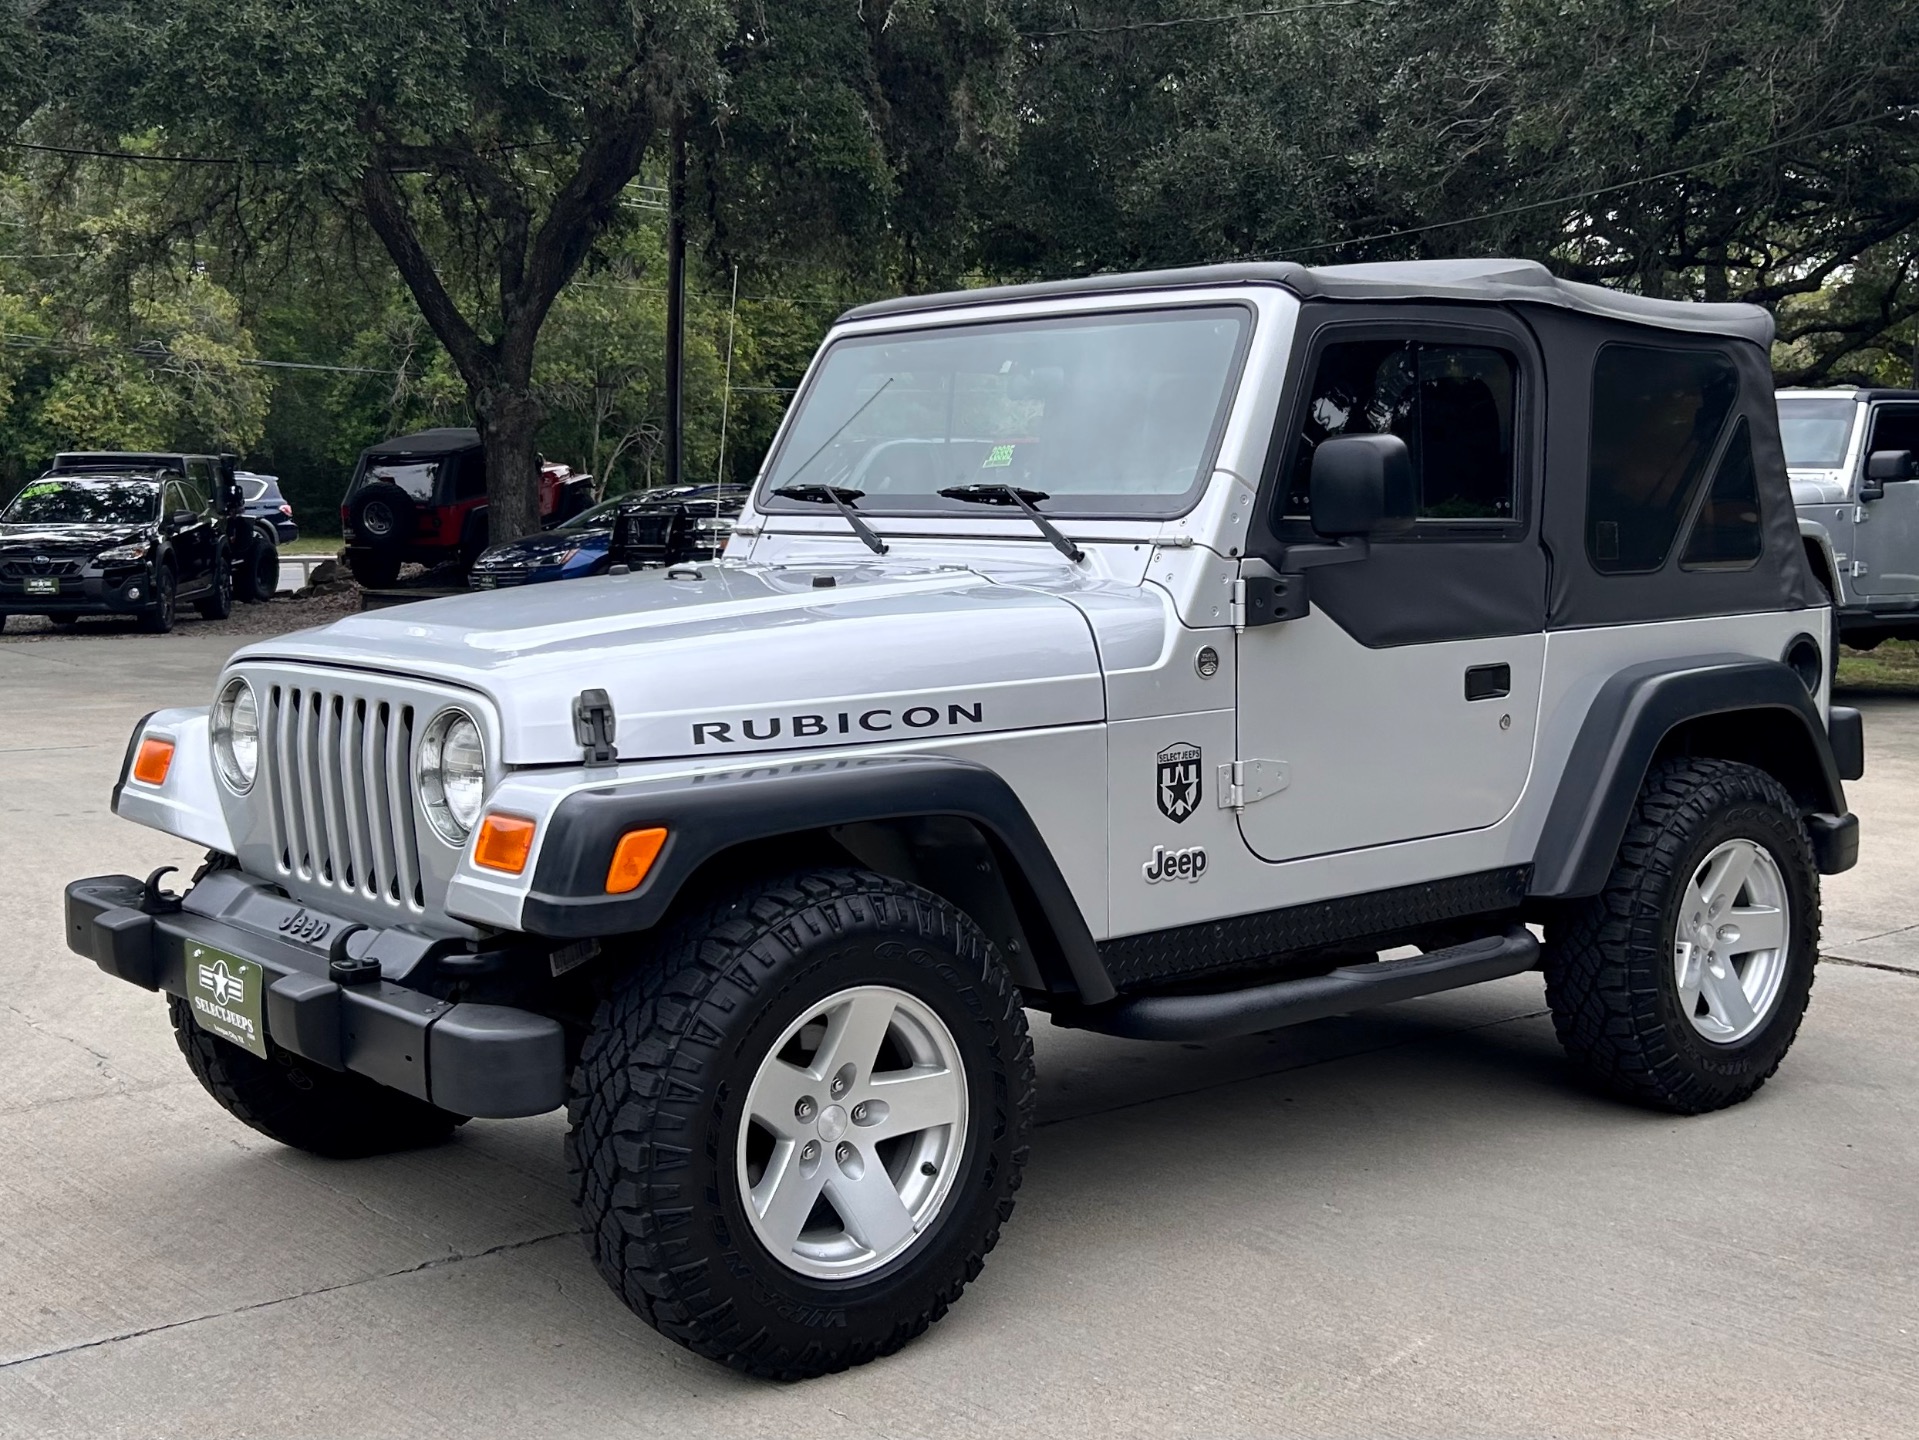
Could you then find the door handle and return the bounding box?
[1464,663,1511,701]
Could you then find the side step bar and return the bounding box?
[1060,927,1540,1042]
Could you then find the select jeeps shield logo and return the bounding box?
[1156,742,1202,823]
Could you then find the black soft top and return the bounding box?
[363,427,480,457]
[841,258,1774,347]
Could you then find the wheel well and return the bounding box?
[1653,709,1833,812]
[1802,536,1838,603]
[647,817,1079,1002]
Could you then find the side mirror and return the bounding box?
[1866,449,1916,481]
[168,510,198,529]
[1309,433,1417,539]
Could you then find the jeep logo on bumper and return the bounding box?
[277,907,331,943]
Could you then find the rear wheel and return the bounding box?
[138,565,177,633]
[1544,758,1819,1114]
[567,869,1034,1379]
[169,995,465,1157]
[236,531,279,603]
[347,550,402,588]
[195,547,234,619]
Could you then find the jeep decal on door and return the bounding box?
[1156,742,1202,822]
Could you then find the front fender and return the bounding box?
[443,751,1112,1002]
[111,707,235,854]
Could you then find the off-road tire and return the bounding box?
[195,546,234,619]
[1544,757,1820,1114]
[138,565,176,633]
[347,550,403,589]
[49,614,78,627]
[168,994,466,1157]
[566,868,1035,1380]
[347,482,416,552]
[237,530,279,604]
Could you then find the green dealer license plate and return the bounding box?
[24,577,57,595]
[184,942,268,1058]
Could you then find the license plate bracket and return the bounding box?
[24,577,57,595]
[184,942,269,1058]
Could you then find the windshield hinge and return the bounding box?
[1216,759,1289,812]
[572,688,619,768]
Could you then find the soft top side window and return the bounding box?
[1587,344,1738,573]
[1678,418,1762,571]
[1283,338,1517,533]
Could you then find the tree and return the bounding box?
[27,0,731,540]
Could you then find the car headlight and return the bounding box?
[210,677,259,792]
[541,548,579,569]
[418,708,486,843]
[98,542,151,563]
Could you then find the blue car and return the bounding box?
[236,471,300,545]
[468,485,743,589]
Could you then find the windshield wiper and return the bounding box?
[770,484,889,555]
[937,484,1085,563]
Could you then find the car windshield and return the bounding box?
[759,306,1249,516]
[2,479,159,526]
[1777,398,1857,468]
[365,459,442,501]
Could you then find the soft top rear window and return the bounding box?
[758,306,1252,518]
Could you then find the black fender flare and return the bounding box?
[520,753,1115,1003]
[1530,655,1855,898]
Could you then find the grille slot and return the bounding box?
[263,682,425,912]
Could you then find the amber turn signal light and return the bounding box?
[473,813,537,874]
[605,827,668,894]
[132,736,175,786]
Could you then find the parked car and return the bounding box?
[468,485,745,589]
[1781,387,1919,656]
[236,471,299,545]
[47,450,279,603]
[69,258,1860,1379]
[0,471,232,632]
[340,427,593,588]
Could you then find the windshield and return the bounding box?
[3,479,158,527]
[760,306,1250,516]
[1777,397,1857,468]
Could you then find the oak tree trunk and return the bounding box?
[473,384,544,545]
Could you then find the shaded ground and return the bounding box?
[1837,638,1919,696]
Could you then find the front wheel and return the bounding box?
[169,996,466,1156]
[1545,758,1820,1114]
[567,869,1035,1379]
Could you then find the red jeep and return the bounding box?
[340,427,593,588]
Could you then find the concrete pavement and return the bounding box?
[1,630,1915,1438]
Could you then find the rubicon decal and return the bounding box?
[1156,742,1202,822]
[693,700,986,747]
[1143,844,1207,883]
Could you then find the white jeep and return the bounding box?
[69,259,1863,1378]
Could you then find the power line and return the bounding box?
[1242,111,1904,261]
[1023,1,1371,38]
[2,138,266,166]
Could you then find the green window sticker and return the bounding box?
[981,444,1016,469]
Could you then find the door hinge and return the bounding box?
[1855,505,1870,524]
[1230,574,1309,631]
[1216,759,1289,811]
[1852,560,1869,577]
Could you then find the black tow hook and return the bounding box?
[326,924,380,986]
[139,866,184,915]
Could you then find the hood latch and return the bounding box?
[573,688,619,768]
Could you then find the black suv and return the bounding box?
[0,471,231,632]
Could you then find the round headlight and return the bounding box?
[419,708,486,843]
[211,677,258,792]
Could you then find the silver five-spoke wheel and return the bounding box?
[1674,837,1790,1044]
[738,985,968,1280]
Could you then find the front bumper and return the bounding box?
[0,567,153,614]
[66,869,566,1119]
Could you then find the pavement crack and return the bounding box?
[0,999,119,1067]
[1824,954,1919,978]
[0,1229,581,1372]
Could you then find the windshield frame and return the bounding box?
[1776,396,1860,470]
[754,301,1258,521]
[2,477,162,527]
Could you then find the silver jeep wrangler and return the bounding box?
[69,259,1864,1378]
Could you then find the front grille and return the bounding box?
[260,682,425,913]
[471,566,533,589]
[1,557,85,578]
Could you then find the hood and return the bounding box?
[1789,470,1851,506]
[0,522,150,552]
[475,530,610,567]
[236,560,1106,764]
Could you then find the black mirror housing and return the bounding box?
[1866,449,1916,482]
[168,510,198,528]
[1309,433,1417,539]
